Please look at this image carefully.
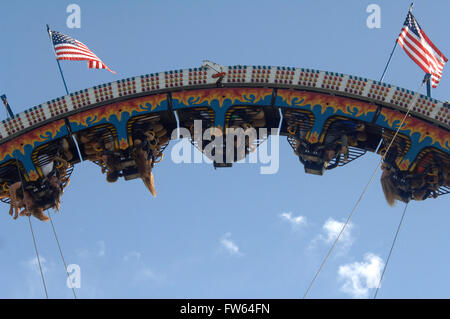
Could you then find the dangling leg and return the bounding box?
[340,135,349,162]
[32,210,50,222]
[60,138,73,161]
[19,208,30,217]
[9,183,24,219]
[9,202,21,219]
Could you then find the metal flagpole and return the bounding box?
[46,24,69,95]
[426,73,432,97]
[379,41,398,82]
[379,3,414,82]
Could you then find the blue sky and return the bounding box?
[0,0,449,299]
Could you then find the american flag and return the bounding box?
[50,30,116,74]
[397,10,447,88]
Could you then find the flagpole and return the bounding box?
[379,3,414,82]
[379,41,398,82]
[46,25,69,95]
[426,74,432,97]
[404,1,432,97]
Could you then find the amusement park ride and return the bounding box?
[0,60,448,221]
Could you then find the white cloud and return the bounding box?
[220,233,242,256]
[97,240,106,257]
[15,256,55,298]
[27,256,48,274]
[338,253,384,298]
[122,251,163,284]
[124,251,142,262]
[76,248,89,259]
[138,267,158,281]
[76,240,106,259]
[279,212,307,227]
[316,217,353,247]
[322,218,352,244]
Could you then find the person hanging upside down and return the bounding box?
[131,128,162,197]
[8,182,49,221]
[292,120,369,175]
[76,124,168,195]
[7,155,71,222]
[77,132,122,183]
[379,145,449,206]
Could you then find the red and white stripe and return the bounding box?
[397,26,447,88]
[54,40,116,74]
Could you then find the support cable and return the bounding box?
[48,210,77,299]
[13,159,49,298]
[302,76,429,299]
[27,216,49,299]
[373,202,409,299]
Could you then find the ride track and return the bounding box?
[0,64,449,203]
